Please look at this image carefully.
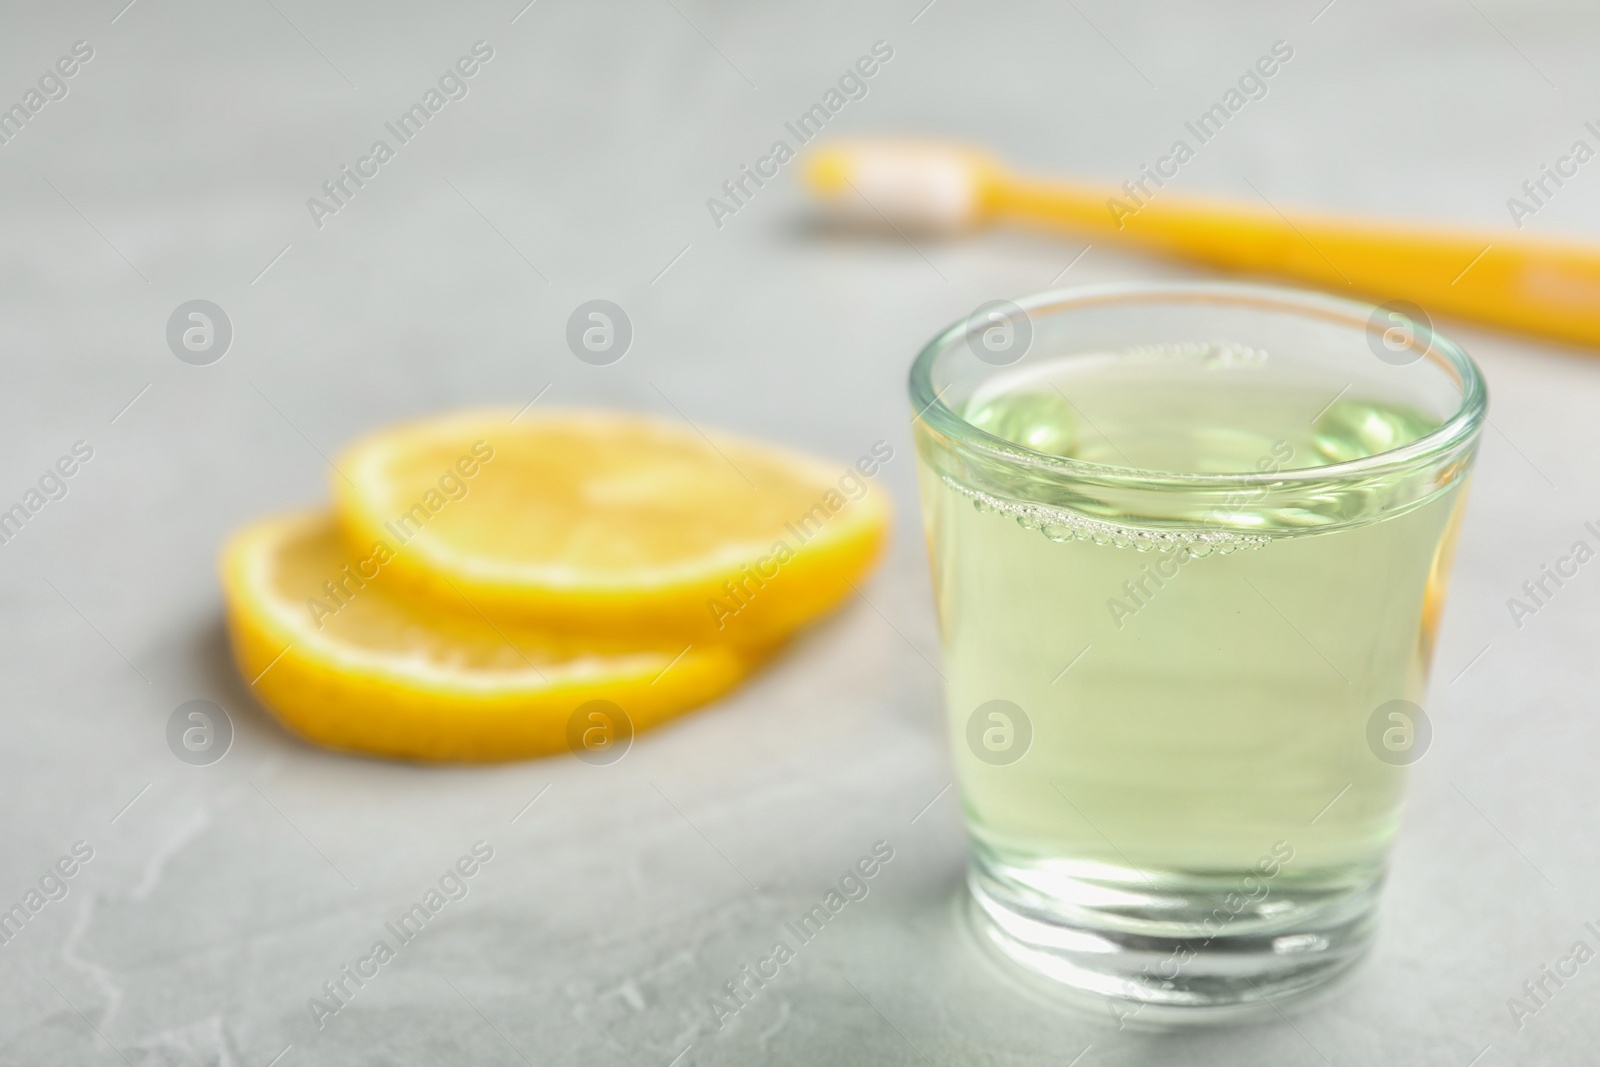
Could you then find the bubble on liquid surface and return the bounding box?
[942,352,1443,550]
[942,476,1270,553]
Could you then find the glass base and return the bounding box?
[967,849,1379,1017]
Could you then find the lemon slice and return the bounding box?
[221,512,756,762]
[332,408,891,644]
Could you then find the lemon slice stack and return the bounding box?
[221,409,889,762]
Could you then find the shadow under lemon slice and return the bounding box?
[222,512,762,762]
[331,408,890,645]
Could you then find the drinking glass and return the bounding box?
[909,282,1486,1010]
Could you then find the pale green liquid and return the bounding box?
[920,356,1466,919]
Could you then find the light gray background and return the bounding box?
[2,0,1597,1064]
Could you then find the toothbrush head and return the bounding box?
[803,141,1001,233]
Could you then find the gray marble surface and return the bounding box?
[3,0,1599,1063]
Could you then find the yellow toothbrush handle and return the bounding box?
[997,178,1600,349]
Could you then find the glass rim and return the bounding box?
[908,281,1489,491]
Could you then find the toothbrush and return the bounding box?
[804,141,1600,350]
